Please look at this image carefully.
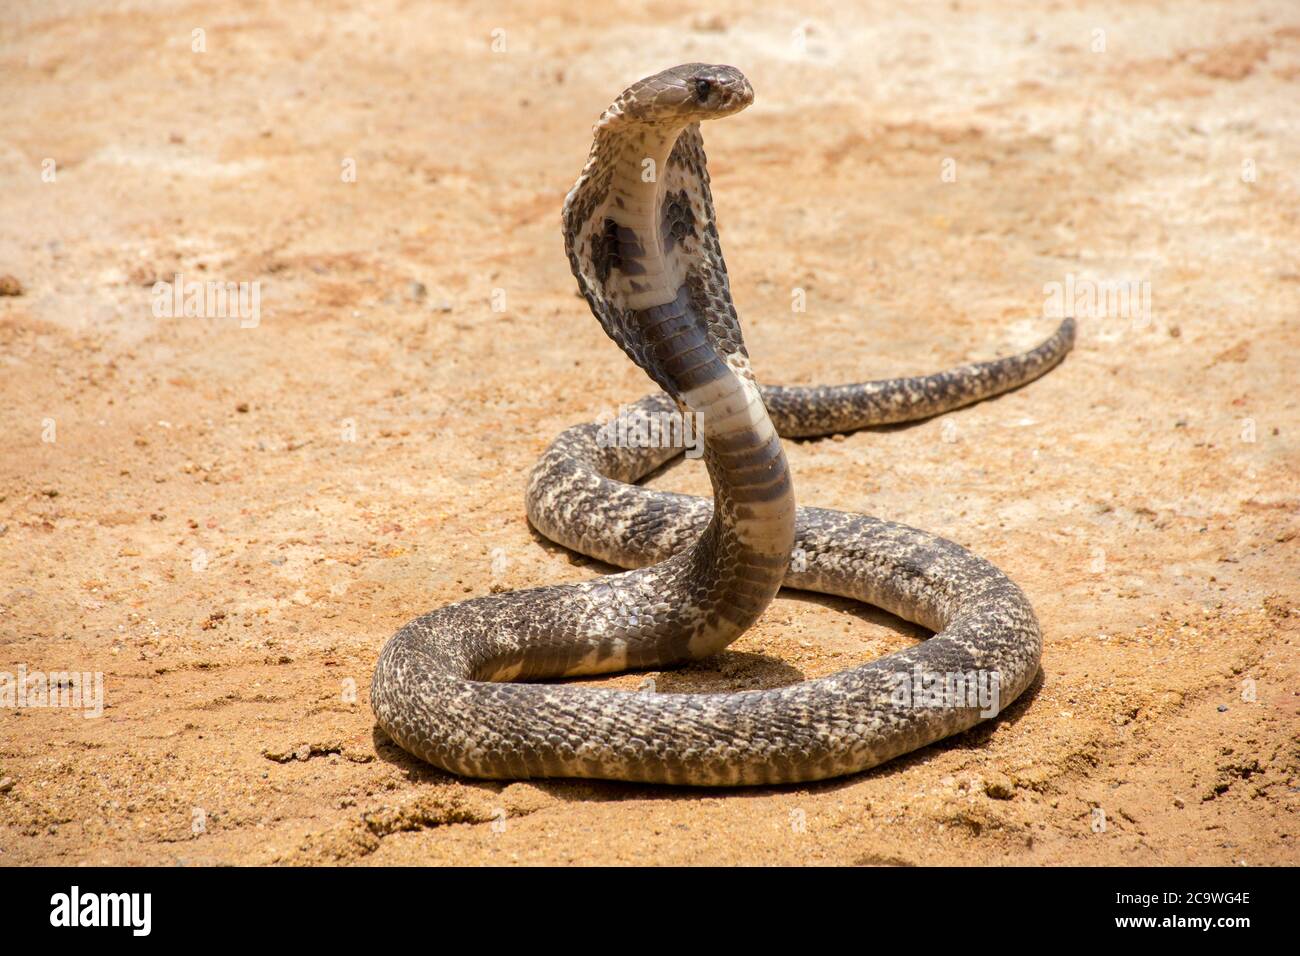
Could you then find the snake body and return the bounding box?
[370,64,1075,785]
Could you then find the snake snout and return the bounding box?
[719,82,753,112]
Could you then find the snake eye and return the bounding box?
[693,78,713,102]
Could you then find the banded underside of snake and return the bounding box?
[370,63,1076,786]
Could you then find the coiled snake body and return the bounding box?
[371,64,1075,785]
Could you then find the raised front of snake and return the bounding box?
[370,64,1075,786]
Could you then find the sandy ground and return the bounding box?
[1,0,1298,866]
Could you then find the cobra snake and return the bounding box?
[371,64,1075,786]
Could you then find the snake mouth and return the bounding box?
[714,85,753,115]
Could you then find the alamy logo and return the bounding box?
[888,665,1002,718]
[0,666,103,718]
[596,404,704,459]
[1042,273,1151,330]
[151,272,261,328]
[49,886,151,936]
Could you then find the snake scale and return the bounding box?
[370,64,1075,786]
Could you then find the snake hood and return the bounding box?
[563,63,755,401]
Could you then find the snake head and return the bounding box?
[606,63,754,128]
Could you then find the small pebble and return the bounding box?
[0,275,23,296]
[1217,704,1229,712]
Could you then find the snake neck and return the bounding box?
[684,358,797,657]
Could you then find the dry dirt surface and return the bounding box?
[1,0,1298,866]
